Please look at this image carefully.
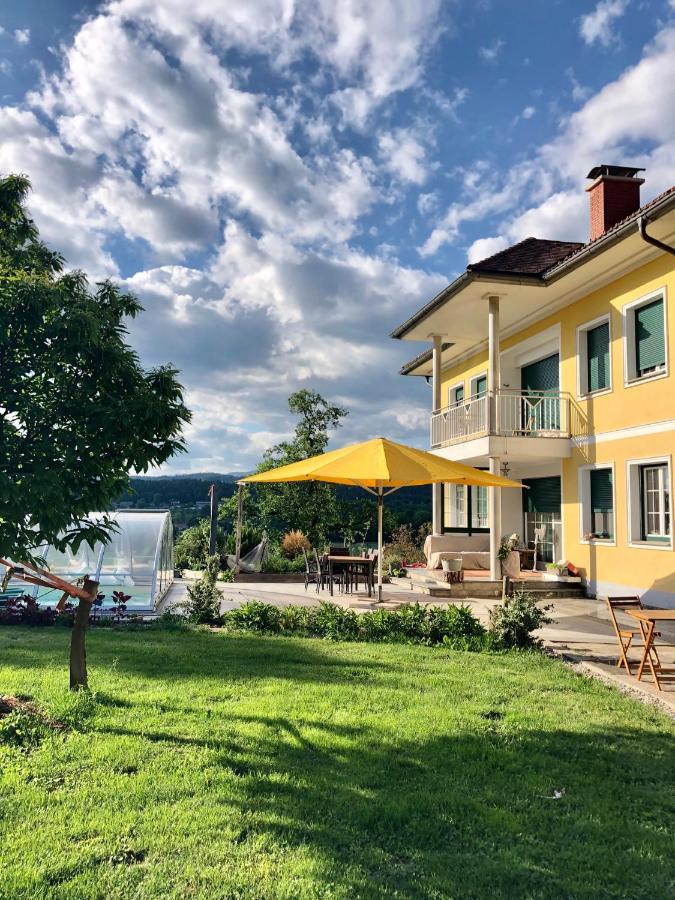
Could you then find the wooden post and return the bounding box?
[208,483,218,557]
[234,484,244,573]
[69,577,99,691]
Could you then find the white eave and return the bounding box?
[396,197,675,378]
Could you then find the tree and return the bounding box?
[0,174,190,687]
[253,390,347,545]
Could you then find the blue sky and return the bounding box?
[1,0,674,472]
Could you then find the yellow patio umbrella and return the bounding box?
[239,437,522,602]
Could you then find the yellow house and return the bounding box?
[393,166,675,607]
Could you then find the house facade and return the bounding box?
[393,166,675,607]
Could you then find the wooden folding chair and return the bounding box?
[602,597,661,675]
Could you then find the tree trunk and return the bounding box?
[69,578,98,691]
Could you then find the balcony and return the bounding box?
[430,390,572,452]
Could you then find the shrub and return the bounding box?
[174,519,218,570]
[279,604,312,633]
[311,602,360,641]
[110,590,131,624]
[384,523,428,567]
[489,590,553,649]
[184,558,223,625]
[262,549,306,574]
[152,610,190,631]
[221,600,487,649]
[227,601,282,633]
[281,529,311,559]
[0,595,57,627]
[225,524,262,559]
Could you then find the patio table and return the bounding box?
[327,555,375,598]
[625,609,675,691]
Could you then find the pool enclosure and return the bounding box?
[21,511,174,611]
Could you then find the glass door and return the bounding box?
[521,353,560,431]
[522,476,562,566]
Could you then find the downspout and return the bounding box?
[637,216,675,257]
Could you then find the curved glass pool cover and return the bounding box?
[31,511,174,611]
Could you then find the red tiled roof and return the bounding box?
[543,184,675,275]
[467,237,583,276]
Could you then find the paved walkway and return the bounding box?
[160,578,675,714]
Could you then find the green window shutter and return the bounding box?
[587,322,610,392]
[636,298,665,374]
[522,477,561,514]
[521,354,560,393]
[473,375,487,397]
[590,469,613,513]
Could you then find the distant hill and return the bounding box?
[114,473,432,530]
[130,472,246,482]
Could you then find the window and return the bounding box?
[577,316,611,396]
[623,292,667,384]
[443,483,465,529]
[472,486,488,529]
[589,468,614,540]
[448,383,464,406]
[471,374,487,397]
[442,483,489,532]
[641,464,670,542]
[587,323,610,392]
[626,457,672,547]
[636,299,666,376]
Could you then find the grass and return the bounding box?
[0,627,673,899]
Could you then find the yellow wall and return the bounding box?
[438,253,675,601]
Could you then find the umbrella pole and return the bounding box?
[234,484,244,574]
[377,487,383,603]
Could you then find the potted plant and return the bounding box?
[498,533,521,578]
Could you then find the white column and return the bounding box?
[489,456,502,580]
[487,295,501,433]
[431,334,443,535]
[487,296,502,580]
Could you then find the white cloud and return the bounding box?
[478,39,504,63]
[123,238,446,470]
[467,236,509,264]
[579,0,629,48]
[14,29,30,45]
[521,105,536,119]
[424,24,675,258]
[378,128,429,185]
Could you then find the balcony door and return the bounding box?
[522,476,562,566]
[520,353,560,431]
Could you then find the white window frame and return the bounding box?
[447,381,465,408]
[443,483,466,529]
[576,313,612,399]
[470,371,488,398]
[622,287,668,388]
[578,462,616,546]
[626,455,673,550]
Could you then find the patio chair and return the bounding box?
[602,596,661,674]
[314,549,344,593]
[530,525,547,571]
[302,548,321,593]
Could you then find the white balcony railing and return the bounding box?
[430,390,571,448]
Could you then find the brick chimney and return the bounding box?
[586,165,645,241]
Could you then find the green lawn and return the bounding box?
[1,627,673,899]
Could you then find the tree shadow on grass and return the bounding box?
[0,628,396,687]
[96,708,675,896]
[206,716,675,898]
